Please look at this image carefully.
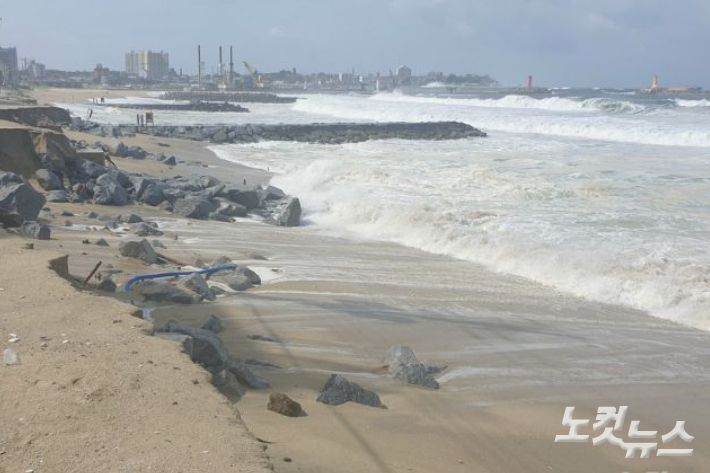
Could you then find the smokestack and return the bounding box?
[219,46,223,81]
[198,45,202,89]
[527,75,533,89]
[229,46,235,87]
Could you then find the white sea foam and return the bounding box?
[214,136,710,331]
[675,99,710,108]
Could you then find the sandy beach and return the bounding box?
[1,87,709,473]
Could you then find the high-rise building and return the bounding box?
[0,47,19,83]
[125,51,169,80]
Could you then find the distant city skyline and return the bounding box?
[1,0,708,88]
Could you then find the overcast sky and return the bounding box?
[2,0,708,88]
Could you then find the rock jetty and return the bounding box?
[162,91,298,104]
[79,122,486,145]
[98,101,250,113]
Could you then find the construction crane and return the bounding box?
[243,61,265,89]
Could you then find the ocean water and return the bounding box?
[66,90,710,330]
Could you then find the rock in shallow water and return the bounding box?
[225,358,270,390]
[165,322,229,368]
[316,374,386,408]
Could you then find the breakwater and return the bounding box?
[162,91,298,104]
[116,122,487,144]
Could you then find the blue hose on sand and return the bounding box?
[123,264,237,292]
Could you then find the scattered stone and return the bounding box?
[65,220,73,227]
[23,243,34,250]
[316,374,385,408]
[210,272,252,291]
[178,273,216,301]
[384,345,420,370]
[165,322,229,368]
[201,314,224,334]
[118,213,143,224]
[268,393,305,417]
[3,348,19,366]
[391,363,440,390]
[133,282,197,304]
[225,358,270,389]
[87,211,99,219]
[151,239,166,249]
[118,239,157,264]
[132,222,164,237]
[20,221,51,240]
[97,277,117,293]
[163,156,177,166]
[59,210,74,217]
[95,238,109,247]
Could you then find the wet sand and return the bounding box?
[29,88,710,473]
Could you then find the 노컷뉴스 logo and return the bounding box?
[554,407,693,459]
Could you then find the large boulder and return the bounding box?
[214,199,247,218]
[35,169,63,191]
[93,174,129,206]
[20,221,51,240]
[140,181,167,206]
[45,190,69,203]
[74,158,107,179]
[274,198,301,227]
[316,374,385,408]
[165,322,229,368]
[220,187,261,210]
[178,273,216,301]
[173,196,215,220]
[118,239,157,264]
[0,181,46,221]
[225,358,270,389]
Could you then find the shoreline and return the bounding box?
[2,87,709,472]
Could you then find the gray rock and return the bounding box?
[151,239,166,249]
[3,348,19,366]
[133,282,197,304]
[225,358,270,389]
[75,159,107,179]
[87,211,99,219]
[208,211,232,223]
[131,222,164,237]
[390,363,440,390]
[95,238,110,247]
[210,272,253,291]
[93,174,129,206]
[45,190,68,203]
[118,213,143,224]
[221,187,261,210]
[97,277,117,293]
[274,198,302,227]
[165,322,228,368]
[173,196,215,220]
[384,345,420,371]
[0,182,46,221]
[0,171,23,187]
[118,239,157,264]
[259,185,286,203]
[178,273,216,301]
[215,200,247,218]
[316,374,385,408]
[35,169,63,191]
[201,314,224,334]
[200,176,220,188]
[20,221,51,240]
[239,266,261,285]
[163,156,177,166]
[140,181,167,206]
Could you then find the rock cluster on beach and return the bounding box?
[74,121,487,145]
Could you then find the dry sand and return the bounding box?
[3,88,708,473]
